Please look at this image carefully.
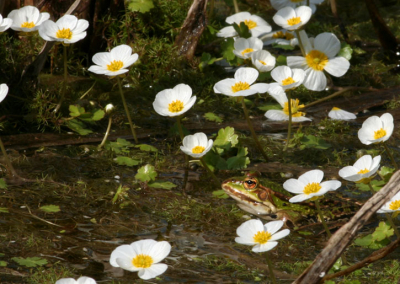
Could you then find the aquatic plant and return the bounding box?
[328,107,357,120]
[55,277,97,284]
[7,6,49,33]
[216,12,272,38]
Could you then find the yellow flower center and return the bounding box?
[241,48,254,56]
[168,100,184,113]
[303,182,321,195]
[282,77,295,86]
[231,82,250,93]
[21,21,35,29]
[287,17,301,26]
[253,231,272,244]
[283,99,305,117]
[332,107,341,111]
[389,200,400,211]
[357,168,369,174]
[106,60,124,72]
[305,50,329,71]
[273,31,295,40]
[243,20,257,30]
[374,128,386,140]
[132,254,153,268]
[259,60,267,65]
[192,146,205,154]
[56,28,73,40]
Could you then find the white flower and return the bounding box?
[358,113,394,145]
[338,155,381,184]
[233,37,263,59]
[328,107,356,120]
[88,45,139,76]
[270,0,325,13]
[265,85,311,122]
[287,31,350,91]
[7,6,49,32]
[0,14,12,32]
[261,29,298,47]
[39,15,88,44]
[213,67,269,97]
[152,84,196,117]
[283,169,341,203]
[273,6,312,31]
[180,132,213,158]
[377,192,400,213]
[251,50,276,72]
[217,12,272,38]
[109,239,171,280]
[270,66,305,90]
[235,219,290,253]
[55,277,96,284]
[0,84,8,103]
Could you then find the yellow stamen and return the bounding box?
[389,200,400,211]
[357,168,369,174]
[192,146,205,154]
[106,60,124,72]
[273,31,284,39]
[259,60,267,65]
[132,254,153,268]
[56,28,73,40]
[283,99,306,117]
[231,82,250,93]
[253,231,272,244]
[305,50,329,71]
[287,17,301,26]
[243,20,257,30]
[21,22,35,29]
[374,128,386,140]
[241,48,254,56]
[282,77,295,86]
[303,182,321,195]
[332,107,341,111]
[284,32,294,40]
[168,100,184,113]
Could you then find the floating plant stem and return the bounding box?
[200,157,220,186]
[265,252,277,284]
[53,45,68,113]
[0,137,17,178]
[367,182,376,195]
[315,199,332,238]
[383,142,398,170]
[80,81,96,100]
[295,30,306,57]
[233,0,239,13]
[98,116,113,150]
[386,213,400,238]
[176,116,189,191]
[117,77,138,144]
[240,97,269,161]
[283,91,293,152]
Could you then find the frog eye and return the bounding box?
[244,178,258,190]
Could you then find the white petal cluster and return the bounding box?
[358,113,394,145]
[8,6,49,32]
[273,6,312,31]
[235,219,290,252]
[283,169,341,203]
[377,192,400,214]
[153,84,196,117]
[180,132,213,158]
[88,45,139,76]
[0,84,8,103]
[56,277,96,284]
[217,12,272,38]
[233,37,263,59]
[270,66,305,90]
[328,107,356,120]
[270,0,325,13]
[39,15,88,44]
[110,239,171,280]
[261,29,298,47]
[251,50,276,72]
[338,155,381,183]
[214,67,269,97]
[0,14,12,32]
[287,31,350,91]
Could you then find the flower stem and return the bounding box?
[0,137,17,178]
[295,29,306,57]
[383,142,398,170]
[176,116,189,192]
[265,252,277,284]
[315,199,332,238]
[304,87,357,108]
[367,182,376,195]
[240,97,269,161]
[386,213,400,238]
[53,45,68,113]
[233,0,239,13]
[200,157,220,187]
[98,116,113,150]
[283,91,292,152]
[117,77,138,144]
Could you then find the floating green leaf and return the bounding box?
[66,120,93,135]
[135,144,158,152]
[0,178,6,189]
[300,135,331,150]
[0,261,7,267]
[356,179,385,192]
[203,151,228,171]
[338,42,353,61]
[69,105,85,117]
[115,156,140,167]
[92,109,105,121]
[12,257,48,267]
[221,38,236,61]
[105,138,134,154]
[148,181,176,189]
[204,112,223,123]
[372,221,394,241]
[214,127,238,147]
[135,164,157,182]
[379,166,395,182]
[212,190,229,199]
[0,207,9,213]
[127,0,154,13]
[227,147,250,170]
[39,205,60,213]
